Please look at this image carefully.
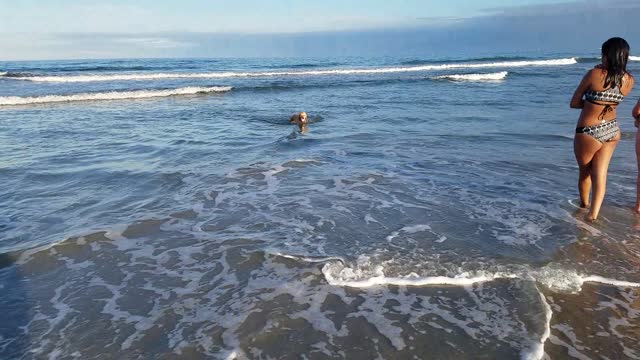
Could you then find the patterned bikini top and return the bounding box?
[584,86,624,104]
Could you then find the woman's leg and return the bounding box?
[589,135,620,220]
[574,134,602,208]
[636,129,640,212]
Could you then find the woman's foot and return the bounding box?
[569,199,589,209]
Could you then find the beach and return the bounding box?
[1,55,640,359]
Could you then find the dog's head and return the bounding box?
[298,112,308,123]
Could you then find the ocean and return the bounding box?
[1,54,640,359]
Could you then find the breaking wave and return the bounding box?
[0,86,233,106]
[433,71,508,81]
[3,58,577,83]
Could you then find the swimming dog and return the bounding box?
[290,112,308,130]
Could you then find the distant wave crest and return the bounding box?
[577,55,639,63]
[0,86,233,106]
[401,56,528,66]
[5,58,577,83]
[433,71,508,81]
[272,62,343,69]
[575,57,599,63]
[56,65,167,72]
[1,71,36,78]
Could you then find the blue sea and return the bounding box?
[1,54,640,359]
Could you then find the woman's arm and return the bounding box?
[633,99,640,127]
[622,73,635,96]
[570,70,592,109]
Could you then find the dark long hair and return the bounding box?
[601,37,630,89]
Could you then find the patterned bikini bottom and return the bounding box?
[575,119,619,143]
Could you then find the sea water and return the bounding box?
[1,54,640,359]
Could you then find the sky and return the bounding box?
[1,0,639,60]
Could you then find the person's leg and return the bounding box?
[574,134,602,208]
[589,136,620,220]
[636,129,640,213]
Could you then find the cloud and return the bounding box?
[112,37,194,49]
[0,33,196,60]
[1,0,639,60]
[414,16,469,26]
[480,0,640,17]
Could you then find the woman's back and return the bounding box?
[574,69,634,127]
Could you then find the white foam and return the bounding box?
[434,71,508,81]
[582,275,640,288]
[323,259,640,295]
[534,267,584,293]
[352,298,406,350]
[400,224,432,233]
[623,346,640,360]
[261,165,287,194]
[364,214,380,225]
[521,287,552,360]
[48,348,62,360]
[562,201,603,236]
[272,252,344,264]
[516,267,640,293]
[9,58,576,82]
[322,262,517,288]
[0,86,233,106]
[104,225,127,242]
[311,342,333,357]
[14,235,79,265]
[386,224,434,246]
[630,56,640,61]
[223,350,240,360]
[289,158,320,163]
[551,324,588,355]
[0,71,6,76]
[46,284,75,337]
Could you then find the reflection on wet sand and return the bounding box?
[542,214,640,359]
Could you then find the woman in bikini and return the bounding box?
[633,99,640,213]
[570,37,634,221]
